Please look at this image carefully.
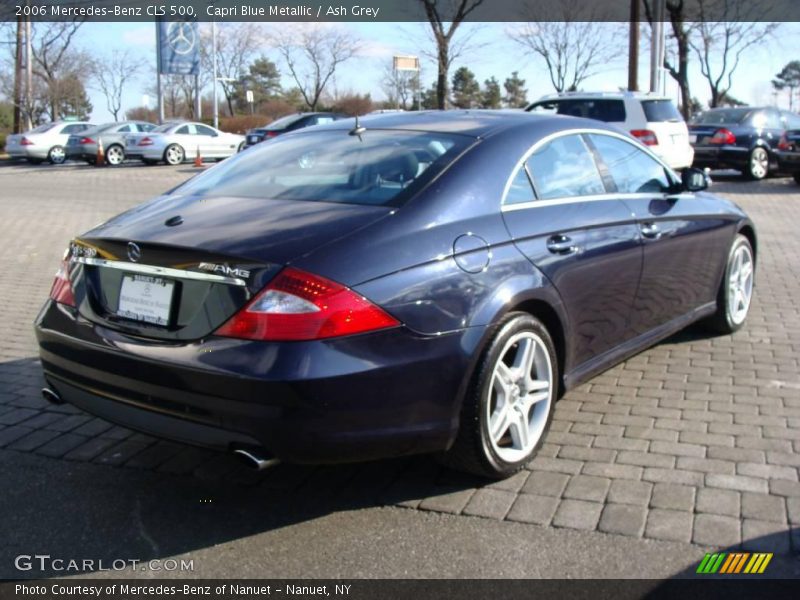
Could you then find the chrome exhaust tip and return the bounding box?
[232,448,280,471]
[41,387,64,405]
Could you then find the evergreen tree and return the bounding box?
[503,72,528,108]
[451,67,480,109]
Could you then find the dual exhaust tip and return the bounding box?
[42,387,279,471]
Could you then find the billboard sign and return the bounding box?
[157,21,200,75]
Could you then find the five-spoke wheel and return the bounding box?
[707,234,755,334]
[441,312,557,478]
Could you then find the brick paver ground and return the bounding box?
[1,161,797,553]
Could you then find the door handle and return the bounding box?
[546,234,578,255]
[641,222,661,239]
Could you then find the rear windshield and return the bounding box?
[263,114,306,130]
[172,129,473,207]
[693,108,751,125]
[29,123,57,133]
[527,99,626,122]
[642,100,682,122]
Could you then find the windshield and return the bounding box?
[693,108,751,125]
[263,114,306,130]
[29,123,57,134]
[173,129,473,207]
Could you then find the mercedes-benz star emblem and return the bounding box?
[167,22,196,56]
[127,242,142,263]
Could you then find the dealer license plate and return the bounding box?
[117,274,174,326]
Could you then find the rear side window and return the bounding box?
[641,100,682,122]
[589,134,671,194]
[782,112,800,129]
[173,130,472,207]
[504,167,536,205]
[529,99,626,123]
[527,134,605,199]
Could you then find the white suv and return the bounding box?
[525,92,694,170]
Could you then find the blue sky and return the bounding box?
[77,21,800,123]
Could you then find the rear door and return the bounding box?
[501,133,642,369]
[587,132,730,336]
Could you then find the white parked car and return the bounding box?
[525,92,694,170]
[125,121,246,165]
[5,121,93,164]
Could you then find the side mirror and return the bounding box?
[681,167,710,192]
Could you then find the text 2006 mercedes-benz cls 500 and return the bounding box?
[35,111,756,479]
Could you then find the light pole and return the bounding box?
[212,20,218,129]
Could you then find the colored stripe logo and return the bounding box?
[696,552,772,574]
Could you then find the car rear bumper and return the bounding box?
[7,147,47,160]
[35,300,476,464]
[691,145,750,170]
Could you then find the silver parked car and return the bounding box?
[5,121,93,164]
[65,121,156,165]
[125,121,246,165]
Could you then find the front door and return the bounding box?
[587,133,730,337]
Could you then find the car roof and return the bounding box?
[309,110,601,139]
[531,91,673,103]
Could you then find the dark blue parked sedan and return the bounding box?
[35,111,756,478]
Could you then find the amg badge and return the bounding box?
[197,262,250,279]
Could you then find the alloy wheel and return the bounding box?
[486,331,553,463]
[727,242,754,325]
[749,148,768,180]
[106,145,125,166]
[165,145,184,165]
[49,146,65,164]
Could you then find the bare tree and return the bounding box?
[201,22,262,116]
[380,64,417,110]
[690,0,779,108]
[512,1,621,93]
[29,22,88,120]
[273,25,360,111]
[417,0,485,110]
[91,50,145,121]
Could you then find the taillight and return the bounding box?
[264,131,278,138]
[214,267,399,341]
[138,137,154,146]
[20,137,34,146]
[710,128,736,145]
[79,137,95,145]
[49,257,76,307]
[631,129,659,146]
[777,134,791,151]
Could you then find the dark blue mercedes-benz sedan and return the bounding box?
[35,111,756,478]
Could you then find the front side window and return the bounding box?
[527,134,605,200]
[589,134,671,194]
[172,129,472,207]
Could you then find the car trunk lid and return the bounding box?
[69,195,392,341]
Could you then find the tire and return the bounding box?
[439,312,558,479]
[705,234,755,334]
[105,144,125,166]
[47,145,66,165]
[744,147,769,180]
[163,144,184,166]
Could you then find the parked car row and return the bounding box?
[523,91,800,185]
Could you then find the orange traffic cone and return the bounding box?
[95,138,105,167]
[193,145,203,168]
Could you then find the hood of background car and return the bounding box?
[82,194,393,265]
